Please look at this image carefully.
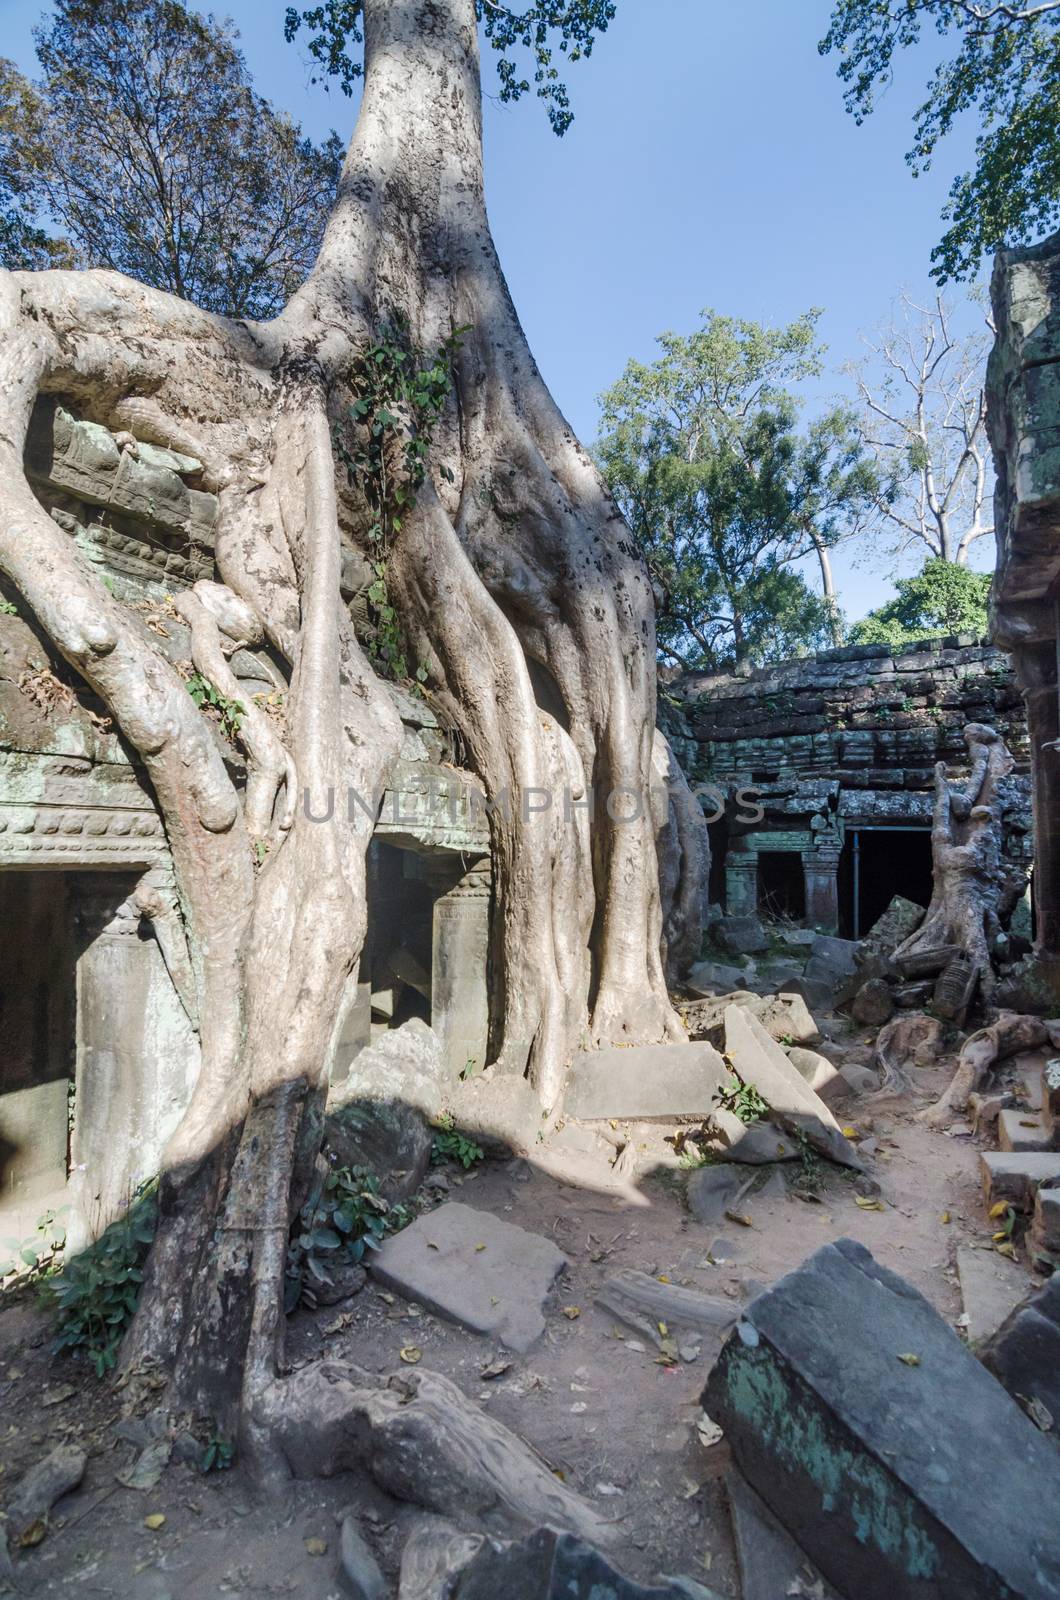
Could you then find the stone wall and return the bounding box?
[662,637,1031,939]
[0,398,492,1238]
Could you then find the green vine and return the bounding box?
[185,672,245,741]
[336,318,467,681]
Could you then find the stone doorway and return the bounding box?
[840,826,932,939]
[756,850,806,922]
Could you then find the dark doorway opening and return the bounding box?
[839,827,932,939]
[757,851,805,921]
[707,818,729,909]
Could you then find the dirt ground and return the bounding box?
[0,1021,1039,1599]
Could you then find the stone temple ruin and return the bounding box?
[0,401,493,1243]
[662,641,1032,945]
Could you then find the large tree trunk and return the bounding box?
[0,0,706,1472]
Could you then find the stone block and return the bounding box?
[725,1473,838,1600]
[686,959,749,996]
[0,1078,68,1194]
[326,1020,445,1200]
[850,977,895,1027]
[713,914,768,956]
[808,934,858,974]
[980,1150,1060,1211]
[856,895,925,964]
[565,1042,730,1122]
[723,1006,860,1170]
[784,1047,838,1095]
[703,1239,1060,1600]
[997,1108,1055,1154]
[708,1107,798,1164]
[1032,1185,1060,1254]
[981,1273,1060,1433]
[369,1201,567,1352]
[686,1164,748,1225]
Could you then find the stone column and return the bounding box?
[724,852,759,918]
[430,856,491,1079]
[71,874,199,1238]
[802,846,841,935]
[1016,644,1060,958]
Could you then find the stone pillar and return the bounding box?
[431,856,491,1079]
[71,874,199,1238]
[724,852,759,918]
[328,963,373,1087]
[1016,644,1060,958]
[802,846,841,935]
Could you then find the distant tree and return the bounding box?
[1,0,343,319]
[820,0,1060,282]
[597,309,880,671]
[849,292,994,568]
[849,556,992,646]
[0,59,69,270]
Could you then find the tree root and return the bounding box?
[917,1013,1052,1126]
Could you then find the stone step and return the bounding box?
[565,1041,729,1121]
[703,1238,1060,1600]
[997,1107,1056,1154]
[980,1151,1060,1211]
[1030,1185,1060,1267]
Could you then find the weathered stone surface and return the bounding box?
[850,977,895,1027]
[723,1006,860,1170]
[399,1523,721,1600]
[857,896,926,964]
[703,1238,1060,1600]
[595,1270,735,1351]
[339,1516,386,1600]
[307,1261,368,1308]
[713,914,768,956]
[685,990,819,1048]
[981,1273,1060,1428]
[369,1202,567,1352]
[326,1020,445,1199]
[448,1074,544,1155]
[956,1244,1033,1346]
[686,959,749,996]
[808,934,858,973]
[686,1164,748,1224]
[5,1443,87,1546]
[565,1042,729,1121]
[707,1107,798,1164]
[998,1107,1054,1153]
[725,1473,838,1600]
[980,1150,1060,1210]
[785,1046,838,1095]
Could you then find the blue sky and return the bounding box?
[2,0,992,621]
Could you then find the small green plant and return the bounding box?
[794,1130,823,1194]
[714,1076,770,1126]
[431,1111,485,1169]
[201,1433,234,1473]
[185,673,245,741]
[46,1182,157,1376]
[0,1206,70,1285]
[0,598,18,616]
[286,1164,411,1312]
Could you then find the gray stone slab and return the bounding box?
[708,1107,798,1164]
[723,1006,860,1171]
[565,1042,729,1121]
[686,959,749,996]
[982,1273,1060,1429]
[369,1202,567,1352]
[686,1164,748,1224]
[980,1150,1060,1210]
[703,1238,1060,1600]
[956,1244,1033,1346]
[726,1473,838,1600]
[998,1107,1054,1153]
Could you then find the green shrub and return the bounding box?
[46,1182,157,1376]
[285,1164,411,1312]
[431,1112,484,1169]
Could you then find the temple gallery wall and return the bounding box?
[0,393,1042,1245]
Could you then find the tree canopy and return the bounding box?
[821,0,1060,281]
[848,556,991,646]
[597,309,880,673]
[285,0,616,132]
[0,0,344,319]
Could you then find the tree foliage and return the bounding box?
[284,0,616,132]
[848,291,994,566]
[848,556,991,646]
[1,0,343,319]
[0,59,70,270]
[821,0,1060,281]
[597,310,879,672]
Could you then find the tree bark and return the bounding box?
[0,0,706,1467]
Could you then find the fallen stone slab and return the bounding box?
[707,1107,798,1164]
[595,1268,736,1351]
[5,1443,87,1547]
[1032,1185,1060,1264]
[369,1202,567,1352]
[723,1006,861,1170]
[565,1041,729,1121]
[725,1473,839,1600]
[703,1238,1060,1600]
[686,1164,750,1225]
[685,991,820,1048]
[998,1107,1054,1153]
[713,913,768,956]
[326,1019,445,1199]
[785,1046,838,1095]
[980,1150,1060,1211]
[981,1273,1060,1433]
[857,895,925,964]
[398,1522,722,1600]
[447,1074,544,1155]
[686,959,750,996]
[956,1244,1033,1346]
